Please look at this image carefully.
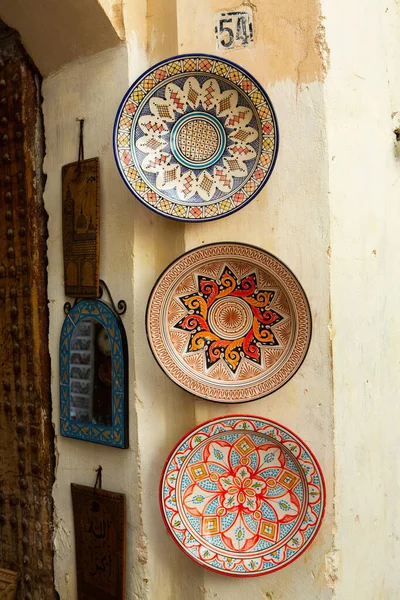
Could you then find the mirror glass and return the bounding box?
[69,318,112,426]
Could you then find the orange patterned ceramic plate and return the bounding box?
[160,415,325,576]
[146,243,311,403]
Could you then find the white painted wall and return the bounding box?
[129,1,333,598]
[43,45,147,599]
[44,2,333,599]
[37,0,400,598]
[323,0,400,598]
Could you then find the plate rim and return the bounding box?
[159,413,326,577]
[145,241,312,403]
[113,52,279,223]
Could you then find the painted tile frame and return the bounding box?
[60,298,129,448]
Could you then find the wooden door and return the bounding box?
[0,19,56,600]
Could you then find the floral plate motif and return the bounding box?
[113,54,278,222]
[160,415,325,577]
[146,243,311,403]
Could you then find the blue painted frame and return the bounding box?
[60,298,129,448]
[113,52,279,223]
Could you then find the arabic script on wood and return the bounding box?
[71,484,126,599]
[62,158,100,297]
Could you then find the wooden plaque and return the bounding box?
[0,569,19,600]
[62,157,100,297]
[71,484,126,600]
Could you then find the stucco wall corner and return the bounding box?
[325,548,340,590]
[315,13,330,79]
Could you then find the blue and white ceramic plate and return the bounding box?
[113,54,278,222]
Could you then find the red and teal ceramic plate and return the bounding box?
[160,415,325,577]
[113,54,278,222]
[146,242,311,403]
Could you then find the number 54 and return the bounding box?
[216,13,253,50]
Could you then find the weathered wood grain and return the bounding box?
[62,157,100,298]
[71,484,126,600]
[0,21,56,600]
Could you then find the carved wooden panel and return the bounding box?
[62,157,100,297]
[0,20,56,600]
[71,484,126,600]
[0,569,19,600]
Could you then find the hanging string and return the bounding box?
[77,118,85,163]
[93,465,102,493]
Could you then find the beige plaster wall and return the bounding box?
[98,0,125,40]
[19,0,400,594]
[125,3,205,598]
[126,0,334,598]
[32,0,400,597]
[42,45,146,599]
[0,0,121,76]
[176,0,328,85]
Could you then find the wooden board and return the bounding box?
[62,157,100,297]
[0,22,56,600]
[0,569,19,600]
[71,484,126,600]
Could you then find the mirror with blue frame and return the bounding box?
[60,296,128,448]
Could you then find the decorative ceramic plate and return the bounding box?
[146,243,311,403]
[160,415,325,577]
[113,54,278,222]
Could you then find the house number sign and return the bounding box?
[214,9,254,50]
